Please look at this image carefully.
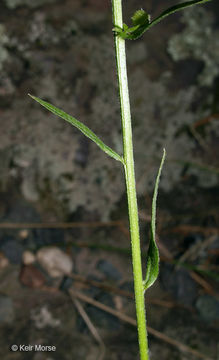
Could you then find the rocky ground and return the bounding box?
[0,0,218,359]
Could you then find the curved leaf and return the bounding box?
[149,0,212,30]
[28,95,124,164]
[143,149,166,291]
[114,0,212,40]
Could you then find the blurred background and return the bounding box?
[0,0,218,359]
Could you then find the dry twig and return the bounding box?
[45,278,180,308]
[167,225,219,236]
[177,235,218,264]
[69,288,213,360]
[70,295,105,360]
[68,272,177,309]
[0,221,124,229]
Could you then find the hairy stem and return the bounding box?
[112,1,149,359]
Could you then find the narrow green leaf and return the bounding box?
[114,0,212,40]
[148,0,212,30]
[143,149,166,291]
[28,95,124,164]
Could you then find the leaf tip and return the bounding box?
[28,93,35,100]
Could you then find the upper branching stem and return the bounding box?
[113,0,212,40]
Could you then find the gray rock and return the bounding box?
[1,239,24,264]
[96,259,121,282]
[168,7,219,86]
[196,295,219,323]
[4,200,40,223]
[160,265,198,306]
[59,275,74,292]
[0,295,14,324]
[36,246,73,278]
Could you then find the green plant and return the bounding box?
[29,0,212,358]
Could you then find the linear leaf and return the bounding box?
[114,0,212,40]
[148,0,212,30]
[143,149,166,291]
[28,95,124,164]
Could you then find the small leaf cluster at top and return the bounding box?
[113,0,212,40]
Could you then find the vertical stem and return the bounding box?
[112,1,149,359]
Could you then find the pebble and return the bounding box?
[18,229,29,239]
[19,265,46,288]
[36,246,73,278]
[22,250,36,265]
[0,252,9,269]
[0,295,14,324]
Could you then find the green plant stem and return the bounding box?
[112,1,149,359]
